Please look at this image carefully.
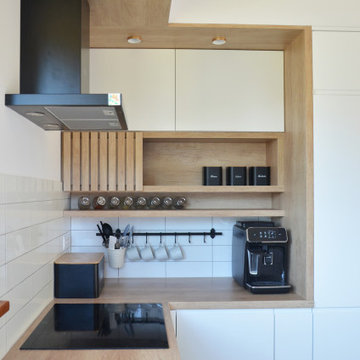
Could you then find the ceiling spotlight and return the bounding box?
[127,36,142,44]
[212,36,226,45]
[26,111,45,117]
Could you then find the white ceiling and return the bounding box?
[169,0,360,28]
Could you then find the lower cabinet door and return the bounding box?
[313,308,360,360]
[176,309,274,360]
[274,309,312,360]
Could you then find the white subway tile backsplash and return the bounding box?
[163,232,213,247]
[0,235,5,266]
[5,228,33,262]
[0,325,5,359]
[178,245,212,262]
[71,231,103,247]
[69,215,235,280]
[0,265,6,297]
[119,217,166,230]
[166,261,213,277]
[212,217,239,230]
[165,217,212,230]
[104,263,119,278]
[213,229,232,246]
[213,246,232,262]
[4,275,33,321]
[0,205,5,235]
[213,262,232,277]
[71,246,107,261]
[71,217,119,231]
[118,261,166,278]
[0,174,69,358]
[0,175,5,205]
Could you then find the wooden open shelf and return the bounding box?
[64,209,285,218]
[61,23,313,306]
[141,185,285,193]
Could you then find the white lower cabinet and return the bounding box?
[170,310,177,336]
[313,308,360,360]
[176,309,274,360]
[274,309,312,360]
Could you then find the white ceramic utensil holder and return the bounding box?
[107,247,126,268]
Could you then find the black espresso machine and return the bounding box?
[232,221,291,294]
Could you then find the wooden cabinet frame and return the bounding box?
[61,23,313,305]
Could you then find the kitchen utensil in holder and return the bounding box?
[107,247,126,268]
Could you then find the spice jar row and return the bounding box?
[78,195,187,210]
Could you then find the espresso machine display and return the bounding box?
[232,222,291,294]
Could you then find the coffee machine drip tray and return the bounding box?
[246,282,292,294]
[20,303,169,350]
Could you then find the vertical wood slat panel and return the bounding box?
[81,132,90,191]
[99,132,108,191]
[108,132,117,191]
[117,132,126,191]
[62,132,71,191]
[135,132,143,191]
[90,132,99,191]
[126,132,135,191]
[72,132,81,191]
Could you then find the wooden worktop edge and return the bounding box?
[0,301,9,318]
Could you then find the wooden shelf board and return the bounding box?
[64,209,285,218]
[142,185,284,193]
[0,301,9,318]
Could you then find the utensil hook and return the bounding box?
[203,233,206,244]
[188,232,191,244]
[174,233,177,245]
[145,233,148,245]
[160,233,163,245]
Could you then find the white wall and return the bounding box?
[0,174,70,358]
[0,0,61,181]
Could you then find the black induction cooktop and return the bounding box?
[21,303,168,350]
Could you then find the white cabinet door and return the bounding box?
[274,309,312,360]
[175,50,284,132]
[313,308,360,360]
[313,31,360,91]
[170,310,177,336]
[176,309,274,360]
[314,95,360,307]
[90,49,175,131]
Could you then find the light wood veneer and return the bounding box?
[4,278,312,359]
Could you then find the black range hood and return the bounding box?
[5,0,127,131]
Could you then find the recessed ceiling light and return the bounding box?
[26,111,45,117]
[43,123,60,130]
[127,36,142,44]
[212,36,226,45]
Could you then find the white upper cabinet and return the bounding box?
[90,49,175,131]
[175,50,284,132]
[313,31,360,91]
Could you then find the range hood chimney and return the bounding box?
[5,0,127,131]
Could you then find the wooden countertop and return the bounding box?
[4,278,313,359]
[0,301,9,317]
[55,252,104,264]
